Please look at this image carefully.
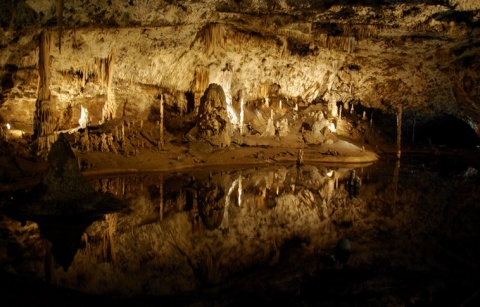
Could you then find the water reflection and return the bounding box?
[89,164,362,233]
[1,159,479,304]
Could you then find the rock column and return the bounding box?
[33,30,56,155]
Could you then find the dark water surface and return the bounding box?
[1,156,479,306]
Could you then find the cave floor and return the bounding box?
[1,133,381,191]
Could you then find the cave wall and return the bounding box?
[0,0,479,136]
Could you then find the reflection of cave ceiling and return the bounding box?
[0,0,479,132]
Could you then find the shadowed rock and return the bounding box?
[5,133,127,217]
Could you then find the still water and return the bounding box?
[1,156,479,305]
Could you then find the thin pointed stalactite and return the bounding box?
[240,88,245,135]
[159,94,164,150]
[33,30,56,156]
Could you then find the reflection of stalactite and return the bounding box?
[159,176,164,221]
[104,214,117,265]
[33,30,56,155]
[220,176,242,231]
[202,23,226,56]
[81,232,90,255]
[393,160,400,209]
[396,105,403,159]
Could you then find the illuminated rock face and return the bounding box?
[0,0,479,138]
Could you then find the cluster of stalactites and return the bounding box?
[341,24,378,40]
[95,53,115,89]
[80,213,117,265]
[34,100,57,152]
[95,53,116,123]
[193,66,210,94]
[324,24,378,52]
[202,23,226,56]
[101,88,116,124]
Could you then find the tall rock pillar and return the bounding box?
[33,30,56,155]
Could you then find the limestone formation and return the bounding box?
[32,30,56,155]
[0,1,478,145]
[194,83,232,147]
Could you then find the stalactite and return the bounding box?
[260,82,269,100]
[193,66,210,93]
[240,89,245,135]
[192,66,209,113]
[203,23,226,56]
[159,94,164,150]
[97,53,116,123]
[57,0,64,53]
[33,30,56,155]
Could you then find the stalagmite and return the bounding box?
[33,30,56,155]
[78,105,88,128]
[296,149,304,166]
[396,105,403,159]
[339,104,342,120]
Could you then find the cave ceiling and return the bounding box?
[0,0,479,132]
